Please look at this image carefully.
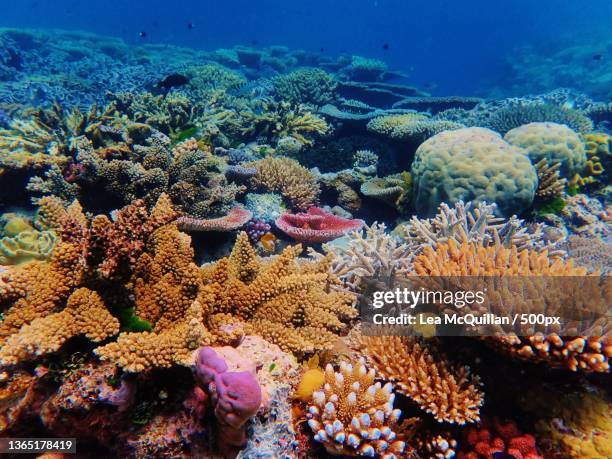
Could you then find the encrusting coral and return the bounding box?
[354,336,483,425]
[306,360,413,457]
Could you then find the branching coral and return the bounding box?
[400,201,560,256]
[250,156,320,211]
[0,102,114,172]
[310,223,413,304]
[354,336,483,425]
[202,232,357,356]
[535,159,566,200]
[0,288,120,365]
[412,240,610,373]
[306,360,412,457]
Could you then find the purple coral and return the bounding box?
[245,218,271,244]
[194,347,262,457]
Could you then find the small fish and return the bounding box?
[251,39,259,46]
[139,31,147,39]
[157,73,189,90]
[593,54,603,61]
[382,43,390,50]
[187,22,195,30]
[320,47,325,53]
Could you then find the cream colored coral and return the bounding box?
[504,122,586,178]
[0,288,119,365]
[355,336,483,424]
[250,156,320,211]
[306,360,410,457]
[411,127,537,217]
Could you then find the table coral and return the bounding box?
[275,207,364,244]
[367,112,464,142]
[177,207,252,232]
[305,360,413,457]
[250,156,320,211]
[411,127,537,218]
[354,336,483,425]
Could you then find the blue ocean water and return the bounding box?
[2,0,611,95]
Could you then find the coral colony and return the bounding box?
[0,26,610,459]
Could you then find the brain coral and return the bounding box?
[504,122,587,178]
[411,127,537,217]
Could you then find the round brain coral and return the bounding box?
[504,122,587,178]
[411,127,537,217]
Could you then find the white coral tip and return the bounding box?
[347,391,357,404]
[359,444,375,457]
[334,432,346,443]
[333,419,343,433]
[347,433,360,448]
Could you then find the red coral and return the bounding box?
[275,207,364,243]
[177,207,252,232]
[458,418,543,459]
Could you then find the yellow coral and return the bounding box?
[355,336,483,425]
[250,156,320,211]
[295,368,325,402]
[570,132,610,187]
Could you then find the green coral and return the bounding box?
[0,229,57,265]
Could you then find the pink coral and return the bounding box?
[457,417,543,459]
[177,207,253,232]
[275,207,364,243]
[194,346,262,457]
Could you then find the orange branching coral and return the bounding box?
[355,336,483,425]
[250,156,320,211]
[0,241,85,342]
[413,239,587,276]
[202,232,357,356]
[412,240,610,373]
[0,288,119,365]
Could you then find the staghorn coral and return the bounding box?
[562,234,611,275]
[0,288,119,365]
[412,239,610,373]
[306,360,413,457]
[400,200,560,256]
[310,223,413,304]
[250,156,320,211]
[411,127,538,218]
[354,336,483,425]
[0,102,114,172]
[535,159,566,200]
[367,113,464,143]
[504,122,587,178]
[275,207,364,244]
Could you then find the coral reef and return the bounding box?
[275,207,364,244]
[504,122,586,178]
[367,113,464,143]
[306,360,412,457]
[177,207,252,232]
[250,156,320,211]
[411,127,538,217]
[354,336,483,425]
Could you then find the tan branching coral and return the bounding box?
[0,288,119,365]
[354,336,483,425]
[202,232,357,356]
[250,156,320,211]
[306,360,412,457]
[535,159,566,199]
